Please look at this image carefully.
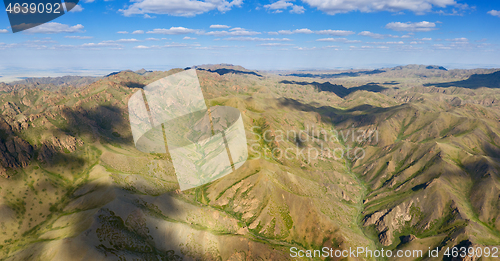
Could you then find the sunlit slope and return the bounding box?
[1,66,500,260]
[0,69,376,260]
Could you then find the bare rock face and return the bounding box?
[378,230,392,246]
[0,136,33,177]
[37,135,83,163]
[363,200,415,246]
[1,102,21,116]
[400,234,417,244]
[446,240,479,261]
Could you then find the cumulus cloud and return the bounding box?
[358,31,385,39]
[294,28,313,34]
[183,36,197,40]
[117,31,129,34]
[301,0,456,15]
[81,42,123,48]
[204,28,260,36]
[316,38,361,43]
[277,28,313,34]
[291,5,305,13]
[146,27,198,34]
[210,24,230,29]
[132,30,144,34]
[119,0,243,17]
[98,39,140,44]
[224,37,292,41]
[258,43,293,46]
[487,10,500,17]
[446,37,468,42]
[0,29,8,33]
[385,21,437,32]
[65,35,93,39]
[23,22,84,34]
[68,5,84,12]
[264,0,305,14]
[316,30,355,36]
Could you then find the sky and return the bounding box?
[0,0,500,79]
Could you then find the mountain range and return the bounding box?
[0,64,499,260]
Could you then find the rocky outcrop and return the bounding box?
[363,200,416,246]
[1,102,21,116]
[0,136,33,177]
[37,136,83,162]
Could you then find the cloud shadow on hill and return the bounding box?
[0,104,134,178]
[278,97,405,128]
[197,68,262,77]
[285,69,385,79]
[423,71,500,89]
[279,80,387,98]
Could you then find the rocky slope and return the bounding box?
[0,65,499,260]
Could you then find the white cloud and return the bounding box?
[132,30,144,34]
[117,31,129,34]
[446,37,468,42]
[120,0,243,17]
[81,42,123,48]
[358,31,385,39]
[301,0,456,15]
[23,22,84,34]
[316,38,361,43]
[294,46,316,50]
[264,0,305,14]
[0,29,8,33]
[294,28,313,34]
[0,43,17,49]
[183,36,197,40]
[487,10,500,17]
[316,30,355,36]
[385,21,437,32]
[65,35,93,39]
[421,37,432,40]
[204,28,260,36]
[147,27,198,34]
[102,39,141,43]
[210,24,230,29]
[69,5,84,12]
[291,5,305,13]
[276,28,317,35]
[145,37,160,41]
[224,37,292,41]
[134,42,200,49]
[259,43,293,46]
[144,14,156,18]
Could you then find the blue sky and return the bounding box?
[0,0,500,78]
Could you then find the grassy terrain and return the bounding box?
[0,65,499,260]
